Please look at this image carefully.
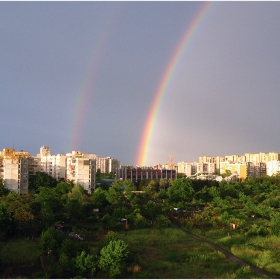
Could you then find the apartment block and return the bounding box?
[177,162,193,176]
[219,162,247,181]
[66,151,96,193]
[255,162,266,177]
[268,153,280,161]
[198,156,215,164]
[266,161,280,176]
[0,148,30,194]
[195,163,216,174]
[96,157,120,173]
[38,146,67,180]
[246,162,255,178]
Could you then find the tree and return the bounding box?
[147,180,159,192]
[168,178,194,204]
[75,250,96,278]
[35,186,61,228]
[0,202,13,236]
[123,179,134,193]
[29,171,57,192]
[270,213,280,236]
[159,178,169,190]
[92,187,108,208]
[4,193,35,235]
[35,186,63,213]
[55,180,73,203]
[155,189,168,200]
[40,226,63,256]
[106,181,123,205]
[99,240,130,278]
[55,238,81,278]
[209,186,221,199]
[67,184,87,204]
[0,179,9,196]
[143,200,158,221]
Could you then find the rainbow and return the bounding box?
[136,2,213,166]
[67,3,122,152]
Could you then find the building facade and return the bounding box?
[66,151,96,193]
[177,162,194,177]
[96,157,120,173]
[266,160,280,176]
[116,166,177,182]
[0,148,30,194]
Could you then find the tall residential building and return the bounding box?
[246,162,255,178]
[195,162,216,174]
[266,161,280,176]
[38,146,97,193]
[219,162,247,181]
[268,153,280,161]
[66,151,96,193]
[177,162,194,176]
[255,162,266,177]
[0,148,30,194]
[96,157,120,173]
[198,156,216,164]
[38,146,67,180]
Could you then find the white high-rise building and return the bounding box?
[96,157,120,173]
[38,147,96,193]
[0,148,30,194]
[38,146,67,180]
[66,151,96,193]
[177,162,193,176]
[266,161,280,176]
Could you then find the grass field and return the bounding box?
[117,228,264,279]
[0,227,269,279]
[0,238,41,268]
[181,221,280,278]
[0,238,43,278]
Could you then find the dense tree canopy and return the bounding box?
[168,178,195,204]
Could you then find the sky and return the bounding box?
[1,1,280,166]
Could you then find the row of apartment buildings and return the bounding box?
[0,146,120,194]
[177,152,280,180]
[2,146,280,194]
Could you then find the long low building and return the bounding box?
[116,166,177,182]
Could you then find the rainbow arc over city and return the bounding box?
[136,2,213,166]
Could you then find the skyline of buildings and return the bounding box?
[1,145,280,194]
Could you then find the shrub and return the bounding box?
[133,213,149,229]
[155,215,170,228]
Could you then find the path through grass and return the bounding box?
[118,228,264,278]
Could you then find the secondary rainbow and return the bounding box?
[136,2,213,166]
[67,4,122,152]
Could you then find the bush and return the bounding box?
[155,215,170,228]
[133,213,149,229]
